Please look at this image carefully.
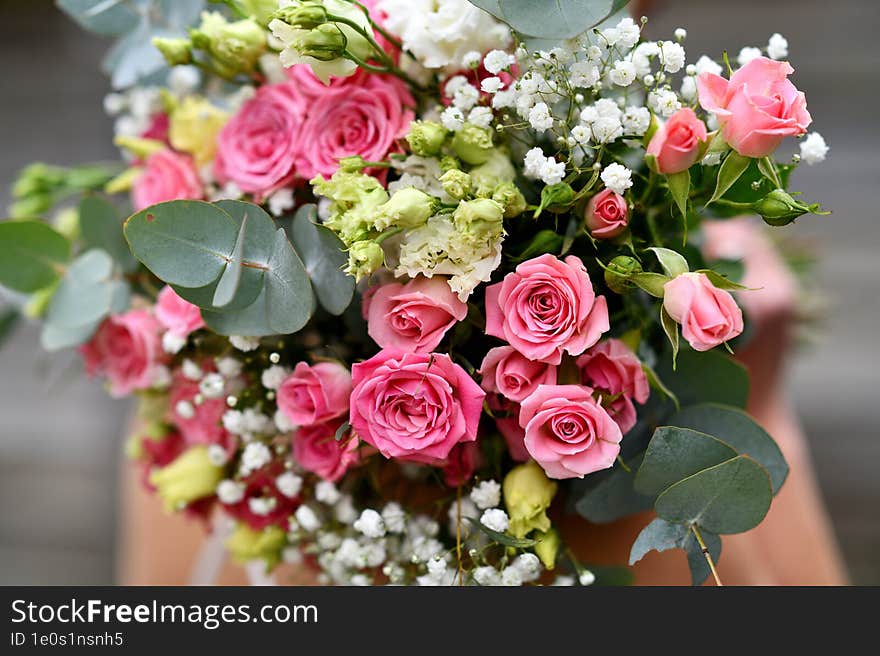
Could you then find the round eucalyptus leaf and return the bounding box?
[56,0,141,36]
[41,319,102,351]
[655,455,773,535]
[0,220,70,293]
[79,195,138,273]
[291,204,354,316]
[45,249,116,330]
[124,200,238,288]
[470,0,619,39]
[266,228,316,334]
[656,348,749,409]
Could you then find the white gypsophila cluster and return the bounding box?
[480,508,509,533]
[207,444,230,466]
[767,33,789,60]
[267,188,295,217]
[378,0,511,70]
[737,46,762,67]
[229,335,260,352]
[470,480,501,509]
[181,358,203,381]
[275,471,303,498]
[274,408,296,433]
[523,147,567,185]
[799,132,829,165]
[217,479,245,504]
[167,65,201,96]
[601,163,634,195]
[199,373,225,399]
[240,441,272,475]
[260,365,290,391]
[104,86,163,141]
[216,356,243,379]
[162,332,187,354]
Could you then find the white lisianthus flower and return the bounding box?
[799,132,829,164]
[767,33,789,60]
[601,163,633,195]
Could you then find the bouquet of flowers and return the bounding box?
[0,0,830,586]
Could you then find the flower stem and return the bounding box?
[690,524,723,586]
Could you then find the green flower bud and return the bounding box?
[535,182,574,217]
[241,0,281,24]
[372,187,438,231]
[503,460,558,539]
[453,198,504,245]
[604,255,642,294]
[191,13,266,76]
[438,155,461,173]
[152,37,193,66]
[293,23,347,61]
[149,446,224,513]
[492,182,528,218]
[9,195,51,219]
[52,207,80,242]
[338,155,368,172]
[346,240,384,280]
[406,120,448,157]
[451,123,494,165]
[439,169,472,200]
[534,528,561,570]
[271,4,328,29]
[752,188,823,227]
[226,524,286,569]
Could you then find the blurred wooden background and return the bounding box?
[0,0,877,583]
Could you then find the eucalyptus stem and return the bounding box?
[690,525,723,586]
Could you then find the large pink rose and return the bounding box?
[132,149,202,211]
[350,350,485,461]
[479,346,557,403]
[168,371,231,450]
[663,272,744,352]
[697,56,811,158]
[294,75,414,180]
[367,276,467,353]
[155,285,204,338]
[519,384,623,479]
[80,310,164,398]
[214,81,306,197]
[485,254,610,365]
[585,188,629,239]
[577,339,649,434]
[277,362,352,427]
[292,419,360,482]
[646,107,707,174]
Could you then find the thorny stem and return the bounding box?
[690,524,723,586]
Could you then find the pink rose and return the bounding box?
[585,188,629,239]
[697,56,811,158]
[80,310,164,398]
[485,254,610,365]
[663,272,744,352]
[479,346,557,403]
[132,150,202,211]
[214,81,306,197]
[350,350,485,461]
[168,371,231,450]
[487,395,529,462]
[155,285,204,338]
[577,339,649,434]
[646,107,707,174]
[292,419,359,483]
[294,75,414,180]
[519,385,623,479]
[367,276,467,353]
[277,362,352,427]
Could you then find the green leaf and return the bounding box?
[56,0,141,36]
[79,195,138,272]
[641,363,679,410]
[659,305,679,367]
[757,156,782,188]
[656,349,749,409]
[649,247,689,278]
[666,169,690,219]
[466,517,539,548]
[669,403,788,494]
[655,455,773,534]
[469,0,624,40]
[212,213,249,308]
[631,272,668,297]
[635,427,738,497]
[291,205,354,315]
[697,268,749,291]
[125,200,238,289]
[574,455,653,523]
[708,152,751,204]
[0,220,70,293]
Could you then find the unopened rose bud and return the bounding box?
[492,182,527,218]
[604,255,642,294]
[439,169,472,200]
[535,182,574,217]
[406,120,448,157]
[752,188,821,226]
[346,241,384,280]
[153,37,193,66]
[451,123,494,165]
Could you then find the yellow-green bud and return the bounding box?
[492,182,528,218]
[152,37,193,66]
[52,207,80,242]
[338,155,369,172]
[241,0,281,24]
[294,23,347,61]
[439,169,472,200]
[503,460,558,538]
[149,446,224,513]
[453,198,504,244]
[536,182,574,217]
[451,123,494,165]
[271,4,328,29]
[191,13,266,76]
[113,135,166,159]
[438,155,461,172]
[534,528,561,570]
[346,241,384,280]
[406,120,448,157]
[104,167,142,195]
[604,255,642,294]
[753,188,823,227]
[226,524,286,569]
[372,187,438,231]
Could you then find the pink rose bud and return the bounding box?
[479,345,557,403]
[697,56,811,158]
[132,149,203,211]
[585,188,629,239]
[577,339,649,434]
[485,254,610,365]
[367,276,467,353]
[519,384,623,479]
[663,272,744,352]
[349,350,485,462]
[292,419,359,483]
[155,285,205,338]
[646,107,707,174]
[277,362,353,427]
[80,310,165,398]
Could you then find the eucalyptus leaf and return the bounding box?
[79,195,138,272]
[683,526,721,585]
[56,0,141,36]
[635,427,738,497]
[212,213,249,308]
[0,220,70,293]
[265,228,316,334]
[655,455,773,534]
[708,152,751,204]
[469,0,621,40]
[629,517,689,565]
[291,205,354,315]
[574,455,652,523]
[656,348,749,409]
[669,403,788,493]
